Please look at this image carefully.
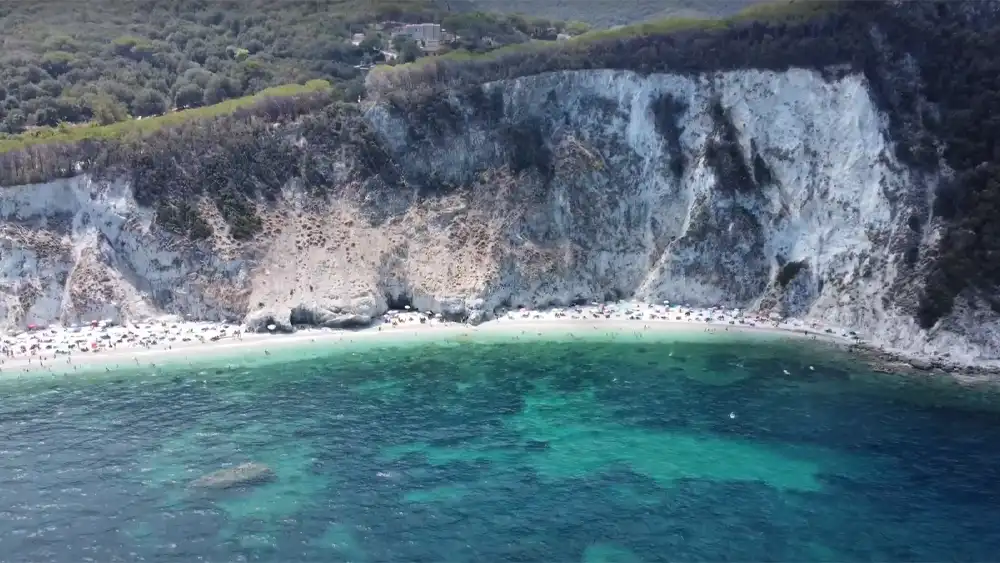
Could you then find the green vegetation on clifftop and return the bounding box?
[462,0,765,28]
[366,0,842,93]
[0,0,573,133]
[0,80,333,153]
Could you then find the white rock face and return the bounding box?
[0,177,249,327]
[0,68,993,363]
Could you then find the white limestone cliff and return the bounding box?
[0,68,994,365]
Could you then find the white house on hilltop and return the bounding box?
[399,23,441,43]
[394,23,445,52]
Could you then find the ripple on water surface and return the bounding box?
[1,332,1000,562]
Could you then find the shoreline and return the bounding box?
[0,306,846,379]
[0,319,835,378]
[0,301,993,382]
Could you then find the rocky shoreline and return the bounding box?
[848,343,1000,383]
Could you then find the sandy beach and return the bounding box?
[0,301,857,379]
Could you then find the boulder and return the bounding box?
[289,304,373,328]
[244,309,293,333]
[191,462,276,489]
[436,297,468,322]
[466,309,490,326]
[320,313,372,328]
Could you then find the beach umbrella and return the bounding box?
[267,324,276,331]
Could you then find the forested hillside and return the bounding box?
[0,0,575,132]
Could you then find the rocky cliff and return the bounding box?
[0,64,997,364]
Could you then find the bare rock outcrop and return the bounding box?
[0,67,998,366]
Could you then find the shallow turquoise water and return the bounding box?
[2,333,1000,562]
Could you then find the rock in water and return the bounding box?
[525,439,550,451]
[191,462,276,489]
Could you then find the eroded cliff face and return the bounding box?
[1,68,995,361]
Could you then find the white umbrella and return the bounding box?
[404,305,411,310]
[267,324,276,331]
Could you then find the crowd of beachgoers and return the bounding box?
[0,301,861,376]
[490,301,853,338]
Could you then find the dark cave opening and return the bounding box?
[385,292,415,311]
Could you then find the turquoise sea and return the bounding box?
[2,329,1000,562]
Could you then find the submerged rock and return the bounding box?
[525,439,550,451]
[191,462,276,489]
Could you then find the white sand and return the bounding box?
[0,302,853,378]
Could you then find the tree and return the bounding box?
[38,79,63,98]
[204,55,225,73]
[52,96,85,123]
[0,110,26,134]
[132,89,167,117]
[394,37,422,63]
[42,35,80,53]
[182,67,213,88]
[40,51,76,77]
[112,36,157,61]
[203,75,237,105]
[33,105,61,127]
[23,65,48,83]
[244,38,265,54]
[391,34,409,51]
[565,21,591,35]
[344,78,366,102]
[88,93,129,125]
[19,83,42,101]
[174,83,205,108]
[359,35,383,53]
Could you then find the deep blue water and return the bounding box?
[2,333,1000,562]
